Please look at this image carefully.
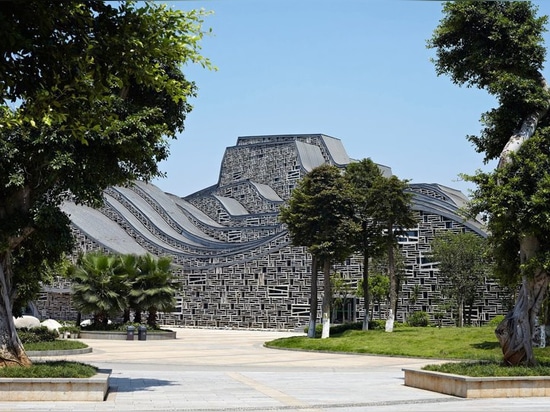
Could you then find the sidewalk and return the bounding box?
[1,328,549,411]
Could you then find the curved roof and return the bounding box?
[409,183,486,237]
[65,134,485,268]
[213,195,249,216]
[321,135,350,165]
[295,141,326,172]
[61,201,147,255]
[250,181,283,202]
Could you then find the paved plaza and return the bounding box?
[2,328,549,411]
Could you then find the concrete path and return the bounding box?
[1,328,549,411]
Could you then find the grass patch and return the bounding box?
[0,361,97,378]
[24,340,88,352]
[423,361,550,377]
[266,326,550,363]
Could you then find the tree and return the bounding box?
[280,165,356,338]
[0,1,211,367]
[369,176,415,332]
[429,1,550,365]
[358,273,390,321]
[344,159,386,330]
[431,232,489,327]
[132,254,176,328]
[71,253,130,325]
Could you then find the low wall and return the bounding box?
[0,370,110,401]
[27,347,92,357]
[403,368,550,398]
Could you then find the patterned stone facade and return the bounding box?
[37,134,507,328]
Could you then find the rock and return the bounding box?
[13,315,41,329]
[41,319,62,331]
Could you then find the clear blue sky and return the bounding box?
[153,0,550,198]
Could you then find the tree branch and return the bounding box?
[498,73,550,170]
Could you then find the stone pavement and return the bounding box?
[1,328,549,411]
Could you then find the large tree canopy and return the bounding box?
[429,1,550,366]
[0,0,211,367]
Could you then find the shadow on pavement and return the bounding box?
[108,376,177,392]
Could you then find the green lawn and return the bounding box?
[24,339,88,352]
[265,326,550,366]
[0,361,96,378]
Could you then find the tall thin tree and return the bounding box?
[280,165,356,338]
[345,159,386,330]
[370,176,415,332]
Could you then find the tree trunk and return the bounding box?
[321,260,331,339]
[362,249,370,330]
[386,238,396,332]
[147,307,157,327]
[307,256,319,338]
[134,308,142,324]
[496,235,549,366]
[123,309,131,323]
[0,256,31,367]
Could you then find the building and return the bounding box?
[37,134,506,328]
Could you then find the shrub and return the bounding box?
[330,322,363,335]
[18,326,58,344]
[407,311,430,327]
[303,320,390,336]
[80,321,162,332]
[368,320,387,330]
[59,325,81,336]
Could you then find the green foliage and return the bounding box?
[429,1,550,290]
[429,1,550,364]
[71,252,176,326]
[17,327,58,344]
[468,132,550,285]
[0,1,212,362]
[279,164,356,264]
[428,1,549,162]
[431,231,490,326]
[131,254,176,327]
[303,320,392,336]
[327,322,362,335]
[80,321,164,332]
[407,311,430,327]
[344,159,386,261]
[0,361,96,378]
[71,252,130,324]
[423,361,550,377]
[358,273,390,306]
[304,322,362,337]
[368,319,387,330]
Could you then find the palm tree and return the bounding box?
[71,252,130,326]
[119,254,139,323]
[131,254,176,328]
